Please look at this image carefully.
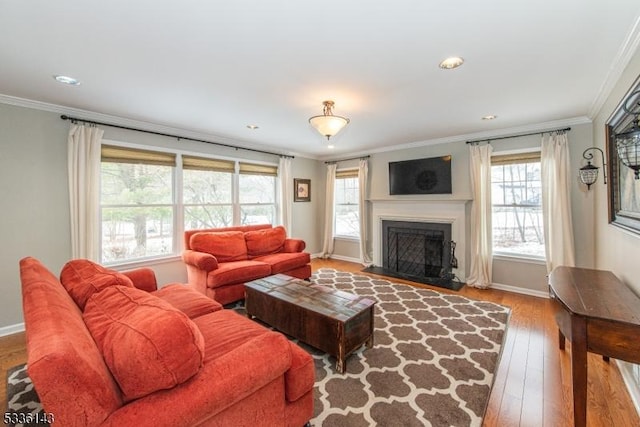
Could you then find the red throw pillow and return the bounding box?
[189,231,248,262]
[60,259,134,310]
[244,226,286,257]
[83,286,205,402]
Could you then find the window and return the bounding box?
[99,144,279,265]
[183,156,234,229]
[238,162,277,226]
[491,152,545,258]
[100,146,176,263]
[334,169,360,239]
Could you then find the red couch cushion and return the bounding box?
[207,260,272,288]
[153,283,222,318]
[60,259,134,310]
[245,226,287,257]
[190,231,248,262]
[83,286,205,402]
[252,252,311,274]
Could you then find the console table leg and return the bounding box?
[558,329,565,350]
[571,317,588,427]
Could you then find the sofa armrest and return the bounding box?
[122,268,157,292]
[102,332,292,427]
[182,250,219,272]
[283,238,306,253]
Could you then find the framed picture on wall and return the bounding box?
[294,178,311,202]
[606,74,640,235]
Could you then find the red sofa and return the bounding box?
[182,224,311,305]
[20,257,314,426]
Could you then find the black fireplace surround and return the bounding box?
[363,220,464,291]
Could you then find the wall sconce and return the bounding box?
[579,147,607,190]
[614,90,640,180]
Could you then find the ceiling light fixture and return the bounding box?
[309,100,350,140]
[482,115,497,120]
[53,75,80,86]
[614,90,640,180]
[246,124,259,129]
[439,57,464,70]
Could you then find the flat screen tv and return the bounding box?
[389,156,452,195]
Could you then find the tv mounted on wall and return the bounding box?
[388,155,452,195]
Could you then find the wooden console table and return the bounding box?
[548,266,640,427]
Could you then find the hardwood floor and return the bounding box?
[2,258,638,426]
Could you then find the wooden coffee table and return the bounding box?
[244,274,375,373]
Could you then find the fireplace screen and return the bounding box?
[382,221,455,280]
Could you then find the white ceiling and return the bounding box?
[2,0,640,158]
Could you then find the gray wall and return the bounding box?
[593,50,640,290]
[0,104,71,331]
[0,103,324,330]
[330,122,595,294]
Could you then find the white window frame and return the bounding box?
[333,169,360,240]
[491,148,546,262]
[99,140,279,267]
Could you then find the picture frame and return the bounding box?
[294,178,311,202]
[606,74,640,235]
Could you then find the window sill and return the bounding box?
[493,253,546,266]
[103,254,182,271]
[333,236,360,243]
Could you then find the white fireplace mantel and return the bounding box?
[370,199,469,280]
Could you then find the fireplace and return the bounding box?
[382,220,454,279]
[368,199,468,291]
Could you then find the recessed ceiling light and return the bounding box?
[53,75,81,86]
[482,115,497,120]
[439,57,464,70]
[246,124,259,129]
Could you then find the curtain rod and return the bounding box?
[60,115,294,158]
[466,127,571,145]
[324,155,370,164]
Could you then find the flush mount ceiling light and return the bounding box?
[309,100,350,140]
[439,56,464,70]
[482,115,497,120]
[53,75,80,86]
[246,124,259,129]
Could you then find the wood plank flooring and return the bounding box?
[1,258,638,426]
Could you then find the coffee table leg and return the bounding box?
[336,355,346,374]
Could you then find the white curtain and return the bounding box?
[321,163,337,258]
[467,143,493,288]
[68,124,103,260]
[541,132,575,272]
[358,158,373,266]
[278,156,292,233]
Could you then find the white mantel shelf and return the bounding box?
[368,197,472,203]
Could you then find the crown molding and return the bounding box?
[0,94,312,159]
[319,116,592,161]
[588,14,640,119]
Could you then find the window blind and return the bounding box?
[238,162,278,176]
[335,169,359,178]
[101,145,176,166]
[491,151,541,165]
[182,155,235,172]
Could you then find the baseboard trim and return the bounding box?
[327,254,362,264]
[490,282,549,299]
[0,322,25,337]
[617,360,640,417]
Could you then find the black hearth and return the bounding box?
[363,220,464,291]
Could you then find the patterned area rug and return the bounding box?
[5,269,510,427]
[5,364,44,427]
[305,269,510,426]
